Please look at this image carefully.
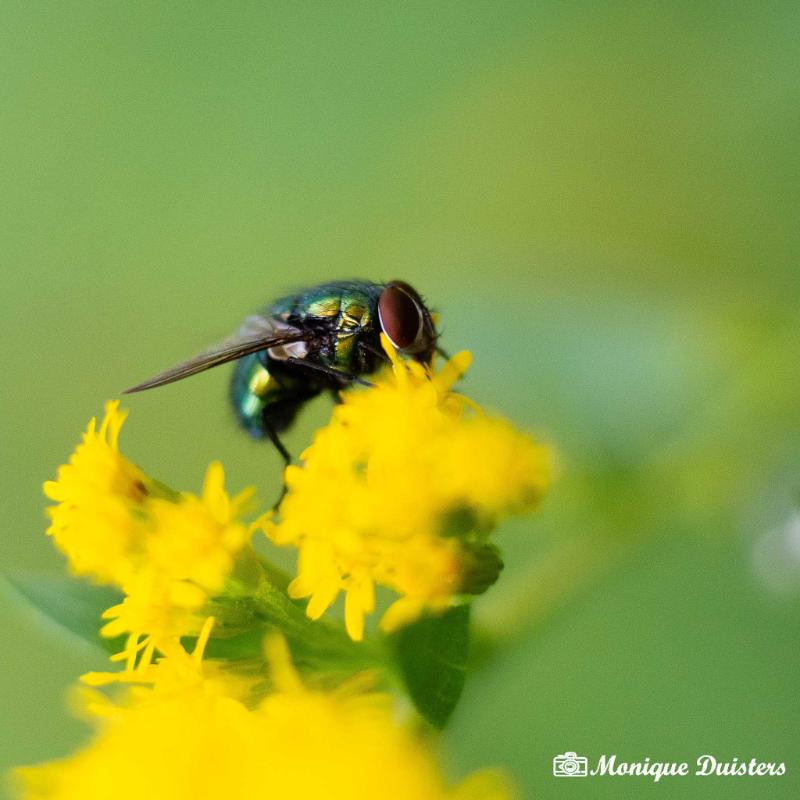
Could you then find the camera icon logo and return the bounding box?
[552,752,589,777]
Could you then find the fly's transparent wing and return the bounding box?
[124,316,311,393]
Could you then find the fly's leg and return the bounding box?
[357,339,392,366]
[261,416,292,465]
[260,413,291,509]
[256,377,321,509]
[284,357,375,388]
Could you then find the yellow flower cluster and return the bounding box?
[14,632,512,800]
[44,401,254,666]
[44,402,149,585]
[267,337,551,640]
[27,342,549,798]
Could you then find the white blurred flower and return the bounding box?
[752,512,800,596]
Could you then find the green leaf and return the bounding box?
[5,571,124,654]
[200,625,267,660]
[391,604,471,728]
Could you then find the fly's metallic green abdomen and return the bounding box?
[230,354,313,437]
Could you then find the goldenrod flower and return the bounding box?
[14,634,513,800]
[44,403,255,665]
[101,464,254,656]
[267,337,551,640]
[44,401,148,586]
[16,340,549,799]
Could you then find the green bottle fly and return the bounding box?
[127,280,439,463]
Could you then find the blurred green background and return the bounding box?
[1,2,798,798]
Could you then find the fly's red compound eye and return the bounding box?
[378,283,424,351]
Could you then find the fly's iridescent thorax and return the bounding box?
[269,281,384,372]
[231,282,386,440]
